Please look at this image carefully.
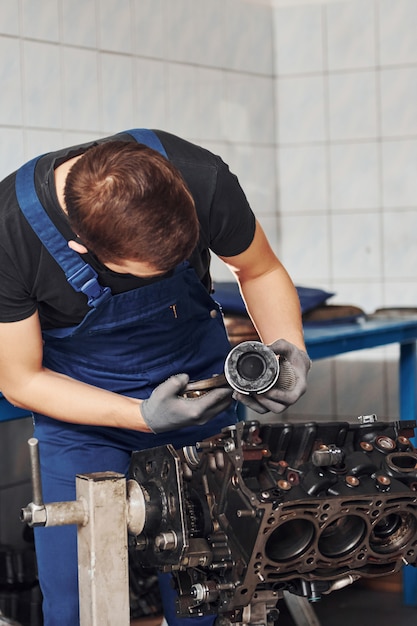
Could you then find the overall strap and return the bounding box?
[15,130,167,308]
[122,128,168,158]
[15,156,111,308]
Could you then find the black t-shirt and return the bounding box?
[0,130,256,330]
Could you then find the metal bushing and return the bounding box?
[224,341,279,394]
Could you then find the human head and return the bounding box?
[64,140,199,271]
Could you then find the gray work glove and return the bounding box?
[141,373,233,433]
[233,339,311,414]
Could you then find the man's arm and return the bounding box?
[0,312,232,431]
[219,219,305,349]
[0,312,150,430]
[219,220,310,414]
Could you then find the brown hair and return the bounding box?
[64,140,199,270]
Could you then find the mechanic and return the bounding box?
[0,129,310,626]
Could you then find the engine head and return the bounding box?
[129,418,417,621]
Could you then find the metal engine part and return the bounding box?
[224,341,279,394]
[128,418,417,622]
[183,341,280,397]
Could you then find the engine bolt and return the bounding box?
[287,471,300,485]
[376,475,391,490]
[346,475,360,487]
[277,460,288,474]
[397,436,411,451]
[360,441,373,452]
[236,509,256,518]
[277,479,292,491]
[375,436,396,452]
[224,439,235,453]
[154,531,178,551]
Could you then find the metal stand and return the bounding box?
[77,472,130,626]
[21,439,131,626]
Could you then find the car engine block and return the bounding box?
[129,417,417,622]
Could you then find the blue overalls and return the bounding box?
[15,130,237,626]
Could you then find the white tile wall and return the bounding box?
[226,73,275,143]
[380,67,417,137]
[278,144,329,213]
[132,0,166,59]
[329,142,380,211]
[22,40,62,129]
[135,58,168,129]
[61,0,98,48]
[275,0,417,307]
[276,75,327,143]
[166,63,200,138]
[0,37,23,126]
[328,71,378,141]
[165,0,204,66]
[383,210,417,280]
[98,0,133,54]
[21,0,60,42]
[383,280,417,309]
[330,212,382,280]
[280,213,331,283]
[61,47,101,131]
[331,280,383,313]
[274,4,324,75]
[100,52,135,132]
[326,0,376,71]
[0,0,19,36]
[273,0,417,425]
[226,0,274,74]
[381,139,417,208]
[196,67,227,142]
[0,128,25,178]
[379,0,417,66]
[226,144,277,216]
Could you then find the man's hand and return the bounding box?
[141,373,233,433]
[233,339,311,414]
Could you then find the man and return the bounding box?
[0,129,310,625]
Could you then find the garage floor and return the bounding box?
[130,579,417,626]
[277,580,417,626]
